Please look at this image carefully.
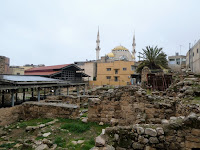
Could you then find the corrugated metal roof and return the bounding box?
[25,71,60,76]
[25,64,71,72]
[0,75,60,82]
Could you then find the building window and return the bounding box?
[106,68,111,71]
[131,65,136,71]
[193,52,194,57]
[106,76,111,79]
[17,73,20,75]
[115,69,118,74]
[176,58,180,65]
[169,59,175,61]
[123,68,127,71]
[114,76,118,81]
[197,49,199,53]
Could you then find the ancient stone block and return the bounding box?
[145,128,157,137]
[132,142,144,149]
[149,137,159,144]
[191,129,200,137]
[156,127,164,136]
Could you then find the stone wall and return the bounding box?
[88,86,200,126]
[21,102,79,120]
[92,113,200,150]
[0,105,23,126]
[45,95,98,108]
[88,86,177,126]
[0,101,80,126]
[60,95,98,107]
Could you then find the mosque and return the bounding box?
[95,28,136,63]
[75,28,138,86]
[90,28,138,86]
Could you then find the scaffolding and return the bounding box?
[147,74,172,91]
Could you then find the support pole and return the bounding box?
[77,86,79,96]
[11,90,15,107]
[44,88,46,99]
[83,85,86,95]
[59,87,61,95]
[31,88,34,98]
[2,90,5,107]
[54,87,57,96]
[67,86,69,95]
[15,91,18,102]
[23,89,25,102]
[37,88,40,101]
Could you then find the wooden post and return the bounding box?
[23,89,25,102]
[11,90,15,107]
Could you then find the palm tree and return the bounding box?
[136,46,168,73]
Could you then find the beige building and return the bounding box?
[186,39,200,74]
[9,66,25,75]
[168,53,186,72]
[74,61,97,81]
[9,64,45,75]
[90,61,136,86]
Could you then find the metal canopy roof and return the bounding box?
[0,75,87,90]
[0,75,60,83]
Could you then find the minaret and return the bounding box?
[132,32,136,61]
[96,27,100,60]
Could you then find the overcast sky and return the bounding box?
[0,0,200,66]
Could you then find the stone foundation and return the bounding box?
[0,105,22,126]
[88,86,200,126]
[45,95,98,108]
[21,102,79,120]
[0,101,80,126]
[93,113,200,150]
[88,86,177,125]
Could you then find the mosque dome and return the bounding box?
[107,52,115,57]
[112,45,128,51]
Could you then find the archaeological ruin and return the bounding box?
[0,70,199,150]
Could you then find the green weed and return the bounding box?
[61,123,90,133]
[54,137,66,148]
[66,138,95,150]
[0,142,16,149]
[18,118,53,128]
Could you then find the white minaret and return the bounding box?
[96,27,100,60]
[132,32,136,61]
